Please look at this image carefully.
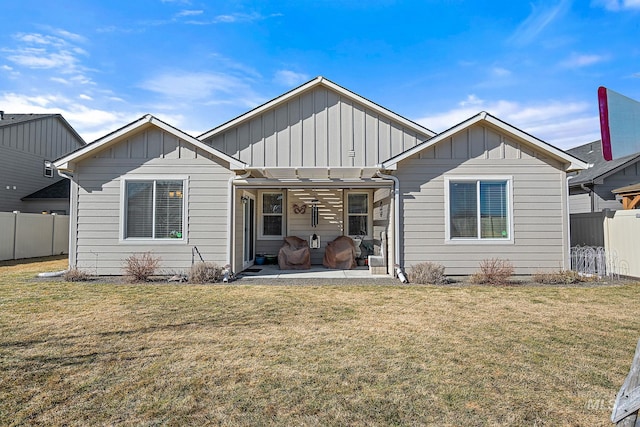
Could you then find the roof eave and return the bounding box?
[381,112,589,172]
[54,114,247,172]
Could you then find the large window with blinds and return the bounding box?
[447,178,511,241]
[124,179,185,240]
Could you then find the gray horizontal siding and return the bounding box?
[396,123,569,275]
[205,86,431,168]
[71,128,233,275]
[569,193,591,214]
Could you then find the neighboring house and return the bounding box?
[567,140,640,213]
[54,77,586,276]
[0,112,85,214]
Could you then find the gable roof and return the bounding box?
[21,179,69,200]
[381,111,588,171]
[198,76,436,141]
[54,114,246,172]
[567,140,640,186]
[0,113,86,146]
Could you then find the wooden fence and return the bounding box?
[612,339,640,425]
[0,212,69,261]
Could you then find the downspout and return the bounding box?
[227,170,251,269]
[375,169,403,279]
[57,169,75,270]
[566,175,574,270]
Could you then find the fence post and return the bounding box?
[12,211,18,260]
[51,213,57,256]
[612,338,640,425]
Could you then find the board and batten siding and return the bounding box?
[71,127,233,275]
[204,86,431,168]
[396,124,570,275]
[0,116,83,212]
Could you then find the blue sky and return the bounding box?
[0,0,638,149]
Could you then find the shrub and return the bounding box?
[408,262,448,285]
[470,258,514,285]
[532,269,591,284]
[62,268,91,282]
[124,252,160,282]
[189,262,224,284]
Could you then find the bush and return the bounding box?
[189,262,224,284]
[124,252,160,282]
[62,268,91,282]
[532,269,591,284]
[470,258,514,285]
[408,262,448,285]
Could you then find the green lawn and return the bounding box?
[1,257,638,426]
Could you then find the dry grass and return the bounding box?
[1,257,639,425]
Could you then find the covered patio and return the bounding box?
[230,166,396,277]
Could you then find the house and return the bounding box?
[567,140,640,213]
[54,77,587,276]
[0,112,85,214]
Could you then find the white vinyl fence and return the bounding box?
[0,212,69,261]
[604,210,640,278]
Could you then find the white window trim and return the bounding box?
[258,190,286,240]
[344,190,373,239]
[44,160,54,178]
[119,175,189,244]
[444,176,514,244]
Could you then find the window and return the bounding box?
[260,192,284,238]
[124,180,184,240]
[447,178,510,241]
[347,192,370,237]
[44,161,54,178]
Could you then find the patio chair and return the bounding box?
[323,235,357,270]
[278,236,311,270]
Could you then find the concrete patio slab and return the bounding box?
[239,264,390,279]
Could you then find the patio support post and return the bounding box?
[227,171,251,270]
[376,170,400,277]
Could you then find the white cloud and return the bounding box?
[51,29,87,43]
[6,47,80,70]
[593,0,640,11]
[508,0,571,46]
[50,77,71,85]
[139,71,263,108]
[3,30,92,88]
[0,92,134,142]
[176,9,203,17]
[273,70,310,87]
[1,64,19,78]
[560,53,609,68]
[415,95,599,149]
[187,12,283,25]
[79,94,93,101]
[491,67,512,77]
